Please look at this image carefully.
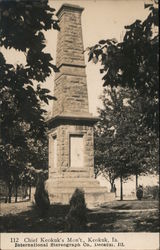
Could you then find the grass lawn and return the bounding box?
[0,200,159,232]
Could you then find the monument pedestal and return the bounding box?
[46,177,114,207]
[46,115,115,207]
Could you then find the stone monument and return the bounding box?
[46,3,113,206]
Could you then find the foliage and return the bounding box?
[143,185,159,200]
[34,173,50,217]
[65,188,87,232]
[95,87,158,199]
[0,0,59,195]
[87,2,159,134]
[20,164,42,187]
[136,186,143,200]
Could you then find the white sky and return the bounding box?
[2,0,150,116]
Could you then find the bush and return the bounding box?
[65,188,87,232]
[34,173,50,217]
[136,186,143,200]
[143,185,159,200]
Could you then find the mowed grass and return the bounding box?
[0,200,159,232]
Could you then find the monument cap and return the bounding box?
[56,3,84,17]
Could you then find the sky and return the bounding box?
[2,0,150,116]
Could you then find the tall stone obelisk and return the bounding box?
[46,4,113,206]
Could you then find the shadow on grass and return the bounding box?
[87,201,159,232]
[134,211,159,232]
[0,203,125,232]
[101,203,133,210]
[0,203,159,232]
[101,200,159,210]
[0,204,70,232]
[87,211,124,232]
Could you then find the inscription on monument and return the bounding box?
[70,135,83,168]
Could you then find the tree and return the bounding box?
[87,1,159,134]
[95,87,134,200]
[95,87,158,200]
[125,91,159,188]
[0,0,59,201]
[94,129,119,192]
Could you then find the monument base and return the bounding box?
[45,178,115,207]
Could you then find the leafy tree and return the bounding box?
[94,129,119,192]
[87,1,159,134]
[95,87,158,200]
[95,88,133,200]
[0,0,59,201]
[126,91,159,187]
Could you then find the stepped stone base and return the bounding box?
[45,178,115,207]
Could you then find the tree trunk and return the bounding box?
[5,195,8,203]
[110,181,114,192]
[136,174,138,190]
[29,185,31,200]
[120,175,123,201]
[15,185,18,203]
[24,185,28,198]
[8,185,12,203]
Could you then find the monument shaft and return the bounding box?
[53,4,88,116]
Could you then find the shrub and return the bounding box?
[65,188,87,232]
[136,186,143,200]
[143,185,159,200]
[34,173,50,217]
